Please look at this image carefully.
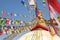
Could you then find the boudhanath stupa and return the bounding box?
[0,0,60,40]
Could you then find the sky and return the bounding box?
[0,0,60,26]
[0,0,50,20]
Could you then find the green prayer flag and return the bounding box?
[42,0,45,2]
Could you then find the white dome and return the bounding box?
[18,30,60,40]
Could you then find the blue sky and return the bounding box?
[0,0,50,21]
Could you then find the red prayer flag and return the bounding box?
[0,31,3,35]
[6,18,10,24]
[2,11,6,16]
[47,0,60,14]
